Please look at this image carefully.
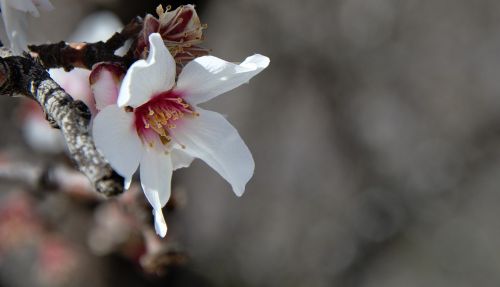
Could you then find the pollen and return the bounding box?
[134,91,195,146]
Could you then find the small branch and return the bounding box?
[0,54,123,196]
[0,160,96,196]
[29,17,143,71]
[0,161,41,188]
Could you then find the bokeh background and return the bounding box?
[1,0,500,286]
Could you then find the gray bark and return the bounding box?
[0,52,123,196]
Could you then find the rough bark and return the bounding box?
[0,53,123,196]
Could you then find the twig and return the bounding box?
[0,54,123,196]
[0,160,96,196]
[28,17,143,71]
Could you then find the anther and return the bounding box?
[160,136,171,145]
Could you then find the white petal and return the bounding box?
[4,0,38,16]
[124,177,132,190]
[171,148,195,170]
[1,0,52,54]
[171,108,254,196]
[176,54,269,105]
[139,147,173,211]
[154,209,167,237]
[1,2,28,54]
[92,105,142,179]
[118,33,176,108]
[140,147,172,237]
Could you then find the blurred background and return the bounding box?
[1,0,500,286]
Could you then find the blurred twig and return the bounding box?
[0,159,97,197]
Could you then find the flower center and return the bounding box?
[133,90,196,147]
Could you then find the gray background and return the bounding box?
[2,0,500,286]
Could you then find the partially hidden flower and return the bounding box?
[51,68,95,114]
[89,63,125,112]
[135,4,209,69]
[92,33,269,237]
[0,0,53,54]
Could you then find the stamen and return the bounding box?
[160,136,170,145]
[134,93,197,147]
[142,117,150,128]
[156,4,165,16]
[165,16,185,34]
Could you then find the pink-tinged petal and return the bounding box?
[139,147,173,237]
[176,54,270,105]
[50,68,95,115]
[92,105,142,179]
[159,4,202,43]
[143,14,160,37]
[118,33,176,108]
[135,14,160,58]
[171,108,254,196]
[171,148,194,170]
[90,63,125,111]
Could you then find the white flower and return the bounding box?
[92,33,269,237]
[0,0,53,54]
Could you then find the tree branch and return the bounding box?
[0,54,123,196]
[28,17,143,71]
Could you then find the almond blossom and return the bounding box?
[0,0,53,54]
[135,4,209,70]
[92,33,269,237]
